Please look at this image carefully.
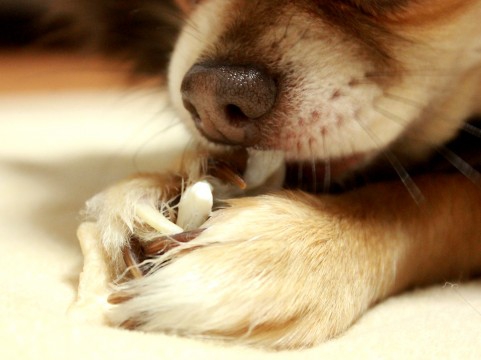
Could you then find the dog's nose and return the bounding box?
[181,62,277,146]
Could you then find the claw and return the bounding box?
[142,229,205,255]
[121,236,147,279]
[120,319,140,330]
[122,247,144,279]
[208,158,247,189]
[107,291,134,305]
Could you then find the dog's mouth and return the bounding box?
[209,148,372,194]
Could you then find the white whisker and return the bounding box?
[353,117,425,204]
[383,92,425,108]
[372,101,481,190]
[366,68,458,78]
[132,118,183,171]
[311,158,318,193]
[372,103,408,127]
[321,135,331,192]
[323,160,331,193]
[383,92,481,140]
[308,139,318,193]
[297,157,303,187]
[437,147,481,186]
[462,123,481,139]
[382,150,425,204]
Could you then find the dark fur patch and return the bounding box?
[0,1,87,49]
[349,0,410,16]
[93,0,182,74]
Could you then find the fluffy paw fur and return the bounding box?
[87,175,395,348]
[85,173,185,272]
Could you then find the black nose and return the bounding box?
[181,62,277,146]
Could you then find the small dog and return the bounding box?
[8,0,481,349]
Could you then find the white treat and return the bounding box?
[68,222,111,325]
[243,150,285,190]
[177,181,213,231]
[135,203,183,234]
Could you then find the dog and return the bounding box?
[6,0,481,349]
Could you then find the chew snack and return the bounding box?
[68,222,112,325]
[135,203,184,234]
[176,181,213,231]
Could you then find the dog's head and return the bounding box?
[168,0,481,185]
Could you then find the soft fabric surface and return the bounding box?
[1,55,480,359]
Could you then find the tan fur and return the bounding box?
[85,0,481,349]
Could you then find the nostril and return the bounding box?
[224,104,249,125]
[183,99,201,125]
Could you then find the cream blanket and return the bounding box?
[1,55,480,359]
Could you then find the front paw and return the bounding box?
[107,193,384,349]
[84,173,186,272]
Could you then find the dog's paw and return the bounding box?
[85,173,187,272]
[85,150,285,274]
[106,192,384,349]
